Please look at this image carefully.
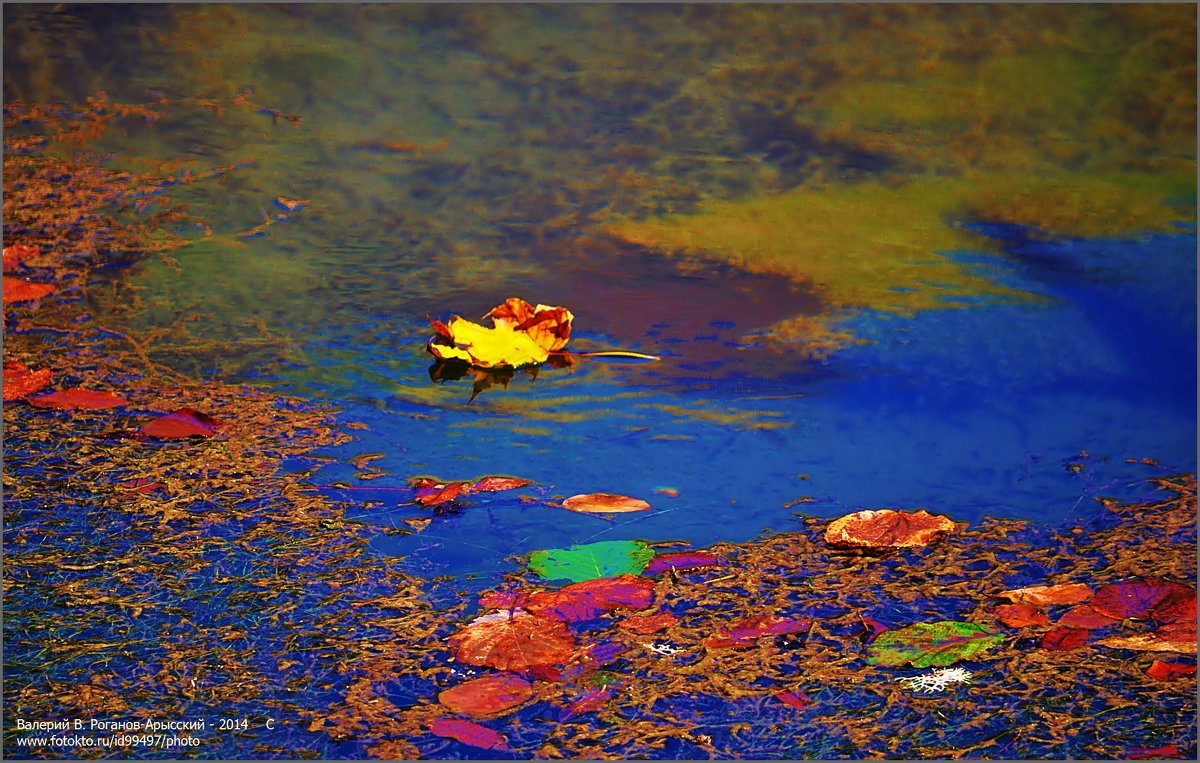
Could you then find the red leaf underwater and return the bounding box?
[428,717,508,750]
[438,673,532,717]
[138,408,223,439]
[27,388,130,410]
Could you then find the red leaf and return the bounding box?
[994,604,1051,628]
[449,613,575,673]
[438,673,532,717]
[618,612,679,634]
[558,686,611,721]
[138,408,222,439]
[1040,625,1090,651]
[471,475,534,493]
[1145,660,1197,681]
[2,361,54,401]
[644,551,725,575]
[2,276,54,303]
[523,574,655,622]
[1090,578,1192,620]
[1156,620,1198,644]
[775,690,811,711]
[27,388,130,410]
[1056,604,1122,630]
[705,615,811,650]
[1126,743,1180,759]
[428,717,508,750]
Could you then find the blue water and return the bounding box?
[279,226,1196,582]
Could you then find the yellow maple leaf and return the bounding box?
[428,298,574,369]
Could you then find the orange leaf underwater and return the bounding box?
[3,276,56,304]
[997,583,1093,607]
[3,361,54,400]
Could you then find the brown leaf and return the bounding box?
[996,583,1093,607]
[562,493,651,514]
[824,509,955,549]
[1095,631,1197,653]
[618,612,679,634]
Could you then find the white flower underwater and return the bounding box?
[897,666,973,693]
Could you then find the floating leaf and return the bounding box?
[528,540,654,583]
[428,717,508,750]
[449,613,575,673]
[1041,625,1090,651]
[705,615,811,650]
[2,361,54,401]
[618,612,679,634]
[2,276,55,303]
[868,621,1003,667]
[562,493,651,514]
[27,388,130,410]
[427,297,574,368]
[644,551,726,575]
[997,583,1093,607]
[994,604,1051,628]
[1090,578,1193,620]
[409,474,534,506]
[438,673,533,717]
[138,408,222,439]
[825,509,956,549]
[1145,660,1197,681]
[522,574,655,622]
[413,480,470,506]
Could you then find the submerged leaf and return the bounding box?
[558,686,612,722]
[618,612,679,634]
[138,408,222,439]
[528,540,654,583]
[994,604,1051,628]
[1145,660,1197,681]
[428,717,508,750]
[644,551,726,575]
[2,361,54,401]
[561,493,651,514]
[1041,626,1090,651]
[868,621,1003,667]
[27,388,130,410]
[704,615,811,650]
[1089,578,1193,620]
[521,574,655,622]
[2,276,55,303]
[437,673,533,717]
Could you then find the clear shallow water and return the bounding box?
[6,4,1195,584]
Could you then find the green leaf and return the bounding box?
[868,621,1003,668]
[528,540,654,583]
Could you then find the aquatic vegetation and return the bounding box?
[897,667,973,694]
